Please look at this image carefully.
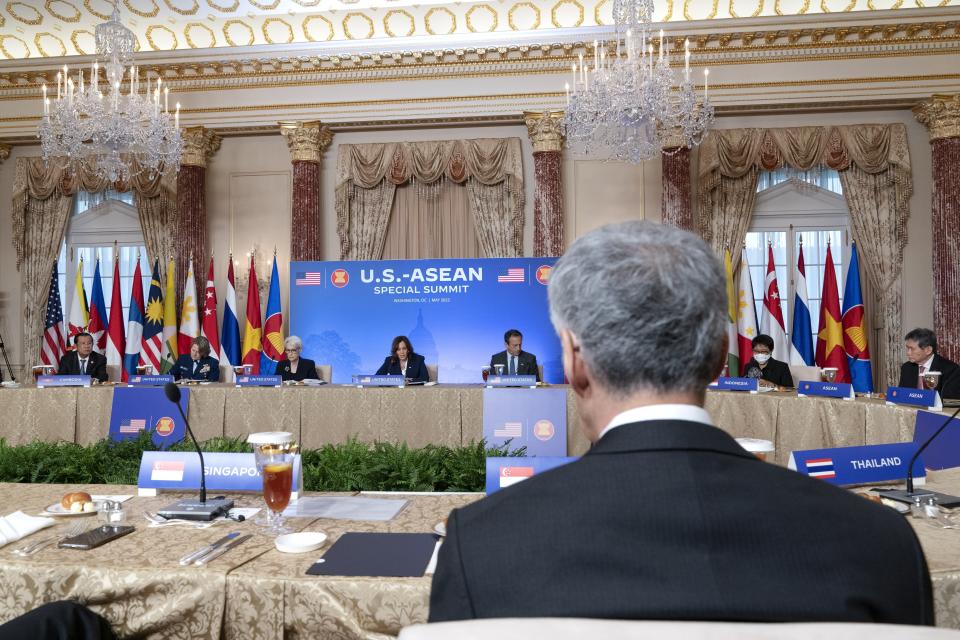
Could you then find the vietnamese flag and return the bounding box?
[241,256,263,374]
[815,244,851,382]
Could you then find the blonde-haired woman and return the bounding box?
[274,335,320,381]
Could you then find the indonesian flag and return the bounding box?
[241,256,263,374]
[736,251,759,375]
[759,243,789,361]
[178,259,200,355]
[66,258,89,349]
[723,249,739,378]
[200,257,221,379]
[105,256,126,382]
[815,244,851,382]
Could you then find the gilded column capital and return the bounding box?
[662,127,689,151]
[524,111,565,153]
[181,126,222,168]
[279,120,333,163]
[0,143,10,164]
[914,94,960,141]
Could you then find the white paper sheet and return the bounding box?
[282,497,408,521]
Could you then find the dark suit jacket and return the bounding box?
[170,355,220,382]
[744,357,794,387]
[429,418,933,625]
[275,358,320,382]
[56,351,108,383]
[489,350,540,381]
[898,355,960,400]
[375,353,430,383]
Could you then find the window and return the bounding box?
[73,189,134,216]
[756,166,843,195]
[746,169,849,352]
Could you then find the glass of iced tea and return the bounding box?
[248,432,298,536]
[481,366,491,383]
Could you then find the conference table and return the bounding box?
[0,384,927,463]
[0,469,959,638]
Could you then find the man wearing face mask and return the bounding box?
[744,334,793,388]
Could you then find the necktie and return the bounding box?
[918,365,926,390]
[509,356,516,375]
[80,359,87,375]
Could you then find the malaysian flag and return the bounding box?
[40,264,66,367]
[805,458,836,479]
[119,418,147,434]
[296,272,323,286]
[499,466,534,488]
[497,268,525,283]
[494,421,523,438]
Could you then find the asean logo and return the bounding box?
[154,417,175,437]
[535,265,552,285]
[533,419,555,441]
[331,269,349,288]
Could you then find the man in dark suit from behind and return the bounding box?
[429,221,933,626]
[898,327,960,399]
[489,329,540,381]
[57,332,108,383]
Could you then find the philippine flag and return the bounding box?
[151,460,185,482]
[805,458,836,479]
[499,466,534,488]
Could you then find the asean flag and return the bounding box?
[842,242,873,392]
[260,259,284,375]
[815,244,850,383]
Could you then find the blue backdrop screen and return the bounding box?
[289,258,561,383]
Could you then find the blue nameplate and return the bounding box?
[716,377,759,393]
[789,443,924,486]
[353,375,405,387]
[797,380,854,400]
[236,375,282,388]
[127,375,174,387]
[486,375,537,388]
[137,451,302,498]
[37,375,91,388]
[914,410,960,470]
[886,386,942,410]
[485,456,577,494]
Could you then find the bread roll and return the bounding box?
[61,491,93,509]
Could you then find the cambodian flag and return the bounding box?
[88,259,109,354]
[260,259,284,374]
[123,258,145,381]
[789,243,815,366]
[842,242,873,392]
[220,258,242,382]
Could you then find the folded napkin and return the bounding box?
[0,511,56,548]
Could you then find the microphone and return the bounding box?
[877,404,960,508]
[156,382,234,521]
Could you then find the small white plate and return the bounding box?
[43,502,98,517]
[275,531,327,554]
[434,522,446,537]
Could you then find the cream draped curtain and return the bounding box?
[12,158,176,375]
[697,125,912,386]
[335,138,524,259]
[383,179,480,259]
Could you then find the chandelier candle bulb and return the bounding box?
[571,63,577,89]
[164,87,169,114]
[704,69,709,99]
[659,29,664,60]
[175,103,180,129]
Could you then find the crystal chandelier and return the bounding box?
[562,0,714,163]
[38,3,182,182]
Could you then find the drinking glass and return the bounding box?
[32,365,54,383]
[821,368,838,383]
[923,371,941,391]
[494,364,505,376]
[249,432,298,535]
[481,366,491,382]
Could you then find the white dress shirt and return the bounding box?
[598,404,714,441]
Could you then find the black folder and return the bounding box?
[306,532,439,577]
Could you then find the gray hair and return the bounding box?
[548,221,727,396]
[284,335,303,352]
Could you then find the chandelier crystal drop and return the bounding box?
[38,3,182,182]
[562,0,714,163]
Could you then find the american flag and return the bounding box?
[40,264,66,367]
[497,268,525,283]
[119,418,147,434]
[494,421,523,438]
[296,272,323,286]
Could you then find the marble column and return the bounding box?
[914,94,960,362]
[176,126,221,309]
[524,111,565,257]
[280,121,333,261]
[661,139,694,231]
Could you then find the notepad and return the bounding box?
[306,532,440,577]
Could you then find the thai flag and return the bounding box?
[40,265,66,367]
[805,458,836,479]
[790,243,815,366]
[151,460,185,482]
[123,259,145,382]
[497,268,525,283]
[220,259,242,383]
[499,466,534,488]
[296,272,323,286]
[119,418,146,434]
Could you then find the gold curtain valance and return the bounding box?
[12,157,176,269]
